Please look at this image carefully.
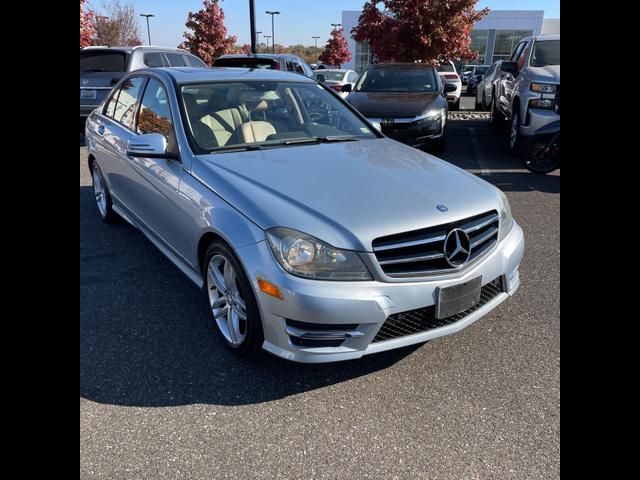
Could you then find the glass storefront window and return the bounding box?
[470,29,488,65]
[493,30,532,59]
[355,41,372,73]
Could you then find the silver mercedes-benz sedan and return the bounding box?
[85,67,524,363]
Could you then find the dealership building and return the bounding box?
[341,10,560,72]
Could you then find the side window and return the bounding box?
[137,78,173,140]
[166,53,188,67]
[186,55,207,67]
[111,76,145,129]
[517,42,531,70]
[144,52,166,67]
[348,72,358,83]
[510,42,526,62]
[104,88,119,118]
[285,59,296,72]
[293,60,304,74]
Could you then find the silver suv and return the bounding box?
[80,46,207,121]
[490,35,560,153]
[85,67,524,363]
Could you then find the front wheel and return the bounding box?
[509,109,522,155]
[91,162,119,223]
[490,96,505,128]
[204,242,264,357]
[520,134,560,174]
[450,98,460,111]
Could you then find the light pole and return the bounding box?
[140,13,155,45]
[256,31,262,53]
[249,0,257,53]
[265,11,280,53]
[263,35,271,53]
[312,36,320,64]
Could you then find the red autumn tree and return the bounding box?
[352,0,489,64]
[318,28,352,68]
[80,0,96,48]
[179,0,237,66]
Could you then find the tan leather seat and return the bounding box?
[182,93,219,149]
[238,99,276,143]
[200,92,243,146]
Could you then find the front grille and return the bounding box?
[372,277,504,343]
[372,210,499,278]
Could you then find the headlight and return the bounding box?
[266,227,372,281]
[530,82,557,93]
[497,191,514,243]
[529,98,555,110]
[415,108,445,122]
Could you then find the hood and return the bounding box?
[346,91,442,118]
[529,65,560,83]
[191,139,502,251]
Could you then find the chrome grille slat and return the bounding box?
[470,226,498,248]
[460,212,499,233]
[372,233,446,252]
[372,210,500,278]
[378,251,444,265]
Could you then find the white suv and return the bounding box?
[437,61,462,110]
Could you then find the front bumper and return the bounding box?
[367,116,446,148]
[520,108,560,137]
[238,221,525,363]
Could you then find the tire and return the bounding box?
[91,162,119,223]
[203,241,264,358]
[490,95,505,128]
[520,134,560,174]
[474,95,481,111]
[481,92,487,111]
[509,108,522,155]
[450,98,460,111]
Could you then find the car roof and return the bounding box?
[314,69,350,72]
[151,67,317,84]
[216,53,299,60]
[81,45,191,54]
[365,63,435,70]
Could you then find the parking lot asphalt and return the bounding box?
[80,120,559,479]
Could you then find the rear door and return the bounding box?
[80,49,130,116]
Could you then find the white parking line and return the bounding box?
[469,127,490,175]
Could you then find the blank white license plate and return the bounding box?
[81,90,96,100]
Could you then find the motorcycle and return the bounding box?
[520,92,560,174]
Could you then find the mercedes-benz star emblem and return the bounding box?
[82,79,89,85]
[436,204,448,212]
[443,228,472,267]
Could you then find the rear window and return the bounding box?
[436,63,456,73]
[80,50,129,73]
[186,55,207,67]
[213,57,278,69]
[166,53,188,67]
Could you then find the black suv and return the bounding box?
[213,54,314,77]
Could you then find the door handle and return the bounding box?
[97,125,105,136]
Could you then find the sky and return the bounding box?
[90,0,560,48]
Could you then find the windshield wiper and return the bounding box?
[211,144,264,154]
[282,136,359,146]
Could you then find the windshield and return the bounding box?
[313,71,346,81]
[213,58,277,69]
[180,81,378,153]
[354,69,438,93]
[530,40,560,67]
[80,50,128,73]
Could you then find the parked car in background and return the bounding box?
[491,34,560,154]
[436,61,462,110]
[80,45,207,123]
[466,65,489,95]
[85,66,524,363]
[461,65,477,85]
[213,53,314,77]
[475,61,503,110]
[346,63,453,151]
[313,69,359,98]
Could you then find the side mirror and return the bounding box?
[126,133,170,158]
[500,61,518,76]
[444,83,457,93]
[341,83,352,93]
[316,74,326,82]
